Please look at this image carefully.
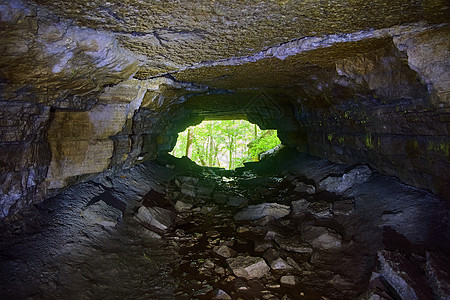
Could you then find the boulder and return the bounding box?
[81,200,122,227]
[234,203,290,220]
[318,165,372,195]
[134,206,175,231]
[227,256,270,279]
[378,250,433,300]
[301,226,342,250]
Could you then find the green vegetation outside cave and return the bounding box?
[170,120,281,170]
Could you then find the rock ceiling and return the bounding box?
[32,0,449,80]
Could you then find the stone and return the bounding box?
[263,248,281,262]
[227,256,270,279]
[235,203,290,221]
[212,289,232,300]
[174,201,193,212]
[255,241,273,253]
[134,206,175,231]
[280,275,296,286]
[426,252,450,299]
[264,230,281,241]
[293,180,316,194]
[201,205,218,214]
[291,199,310,215]
[286,257,302,272]
[81,200,122,227]
[213,245,237,258]
[332,199,355,216]
[318,165,372,195]
[377,250,433,300]
[180,183,196,198]
[270,258,291,271]
[308,201,333,218]
[301,226,342,250]
[275,236,313,254]
[228,196,248,208]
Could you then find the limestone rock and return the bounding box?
[280,275,296,286]
[293,180,316,194]
[214,245,237,258]
[134,206,175,231]
[234,203,290,221]
[426,252,450,299]
[291,199,310,215]
[318,165,372,195]
[301,226,342,250]
[174,201,193,212]
[270,258,291,271]
[378,250,433,300]
[308,201,333,218]
[81,200,122,227]
[212,289,232,300]
[227,256,270,279]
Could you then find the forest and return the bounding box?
[171,120,281,170]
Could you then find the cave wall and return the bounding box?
[0,0,449,217]
[291,28,450,198]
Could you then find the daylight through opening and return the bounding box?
[170,120,281,170]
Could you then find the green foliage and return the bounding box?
[170,120,281,169]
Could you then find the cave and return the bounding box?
[1,0,449,299]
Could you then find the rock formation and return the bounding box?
[0,1,449,297]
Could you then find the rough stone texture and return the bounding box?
[280,275,296,286]
[0,0,449,217]
[81,200,122,227]
[235,203,290,221]
[301,226,342,250]
[378,250,433,300]
[213,245,237,259]
[134,206,175,232]
[0,102,51,218]
[318,165,372,195]
[426,252,450,299]
[227,256,270,279]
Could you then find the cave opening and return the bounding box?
[170,119,281,170]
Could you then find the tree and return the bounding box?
[171,120,281,169]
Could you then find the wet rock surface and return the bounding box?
[1,150,449,299]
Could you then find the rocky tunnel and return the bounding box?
[0,0,449,299]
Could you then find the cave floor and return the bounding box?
[0,149,449,299]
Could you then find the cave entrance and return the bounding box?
[170,120,281,170]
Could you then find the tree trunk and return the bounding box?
[185,128,192,158]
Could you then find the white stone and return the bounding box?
[280,275,296,285]
[227,256,270,279]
